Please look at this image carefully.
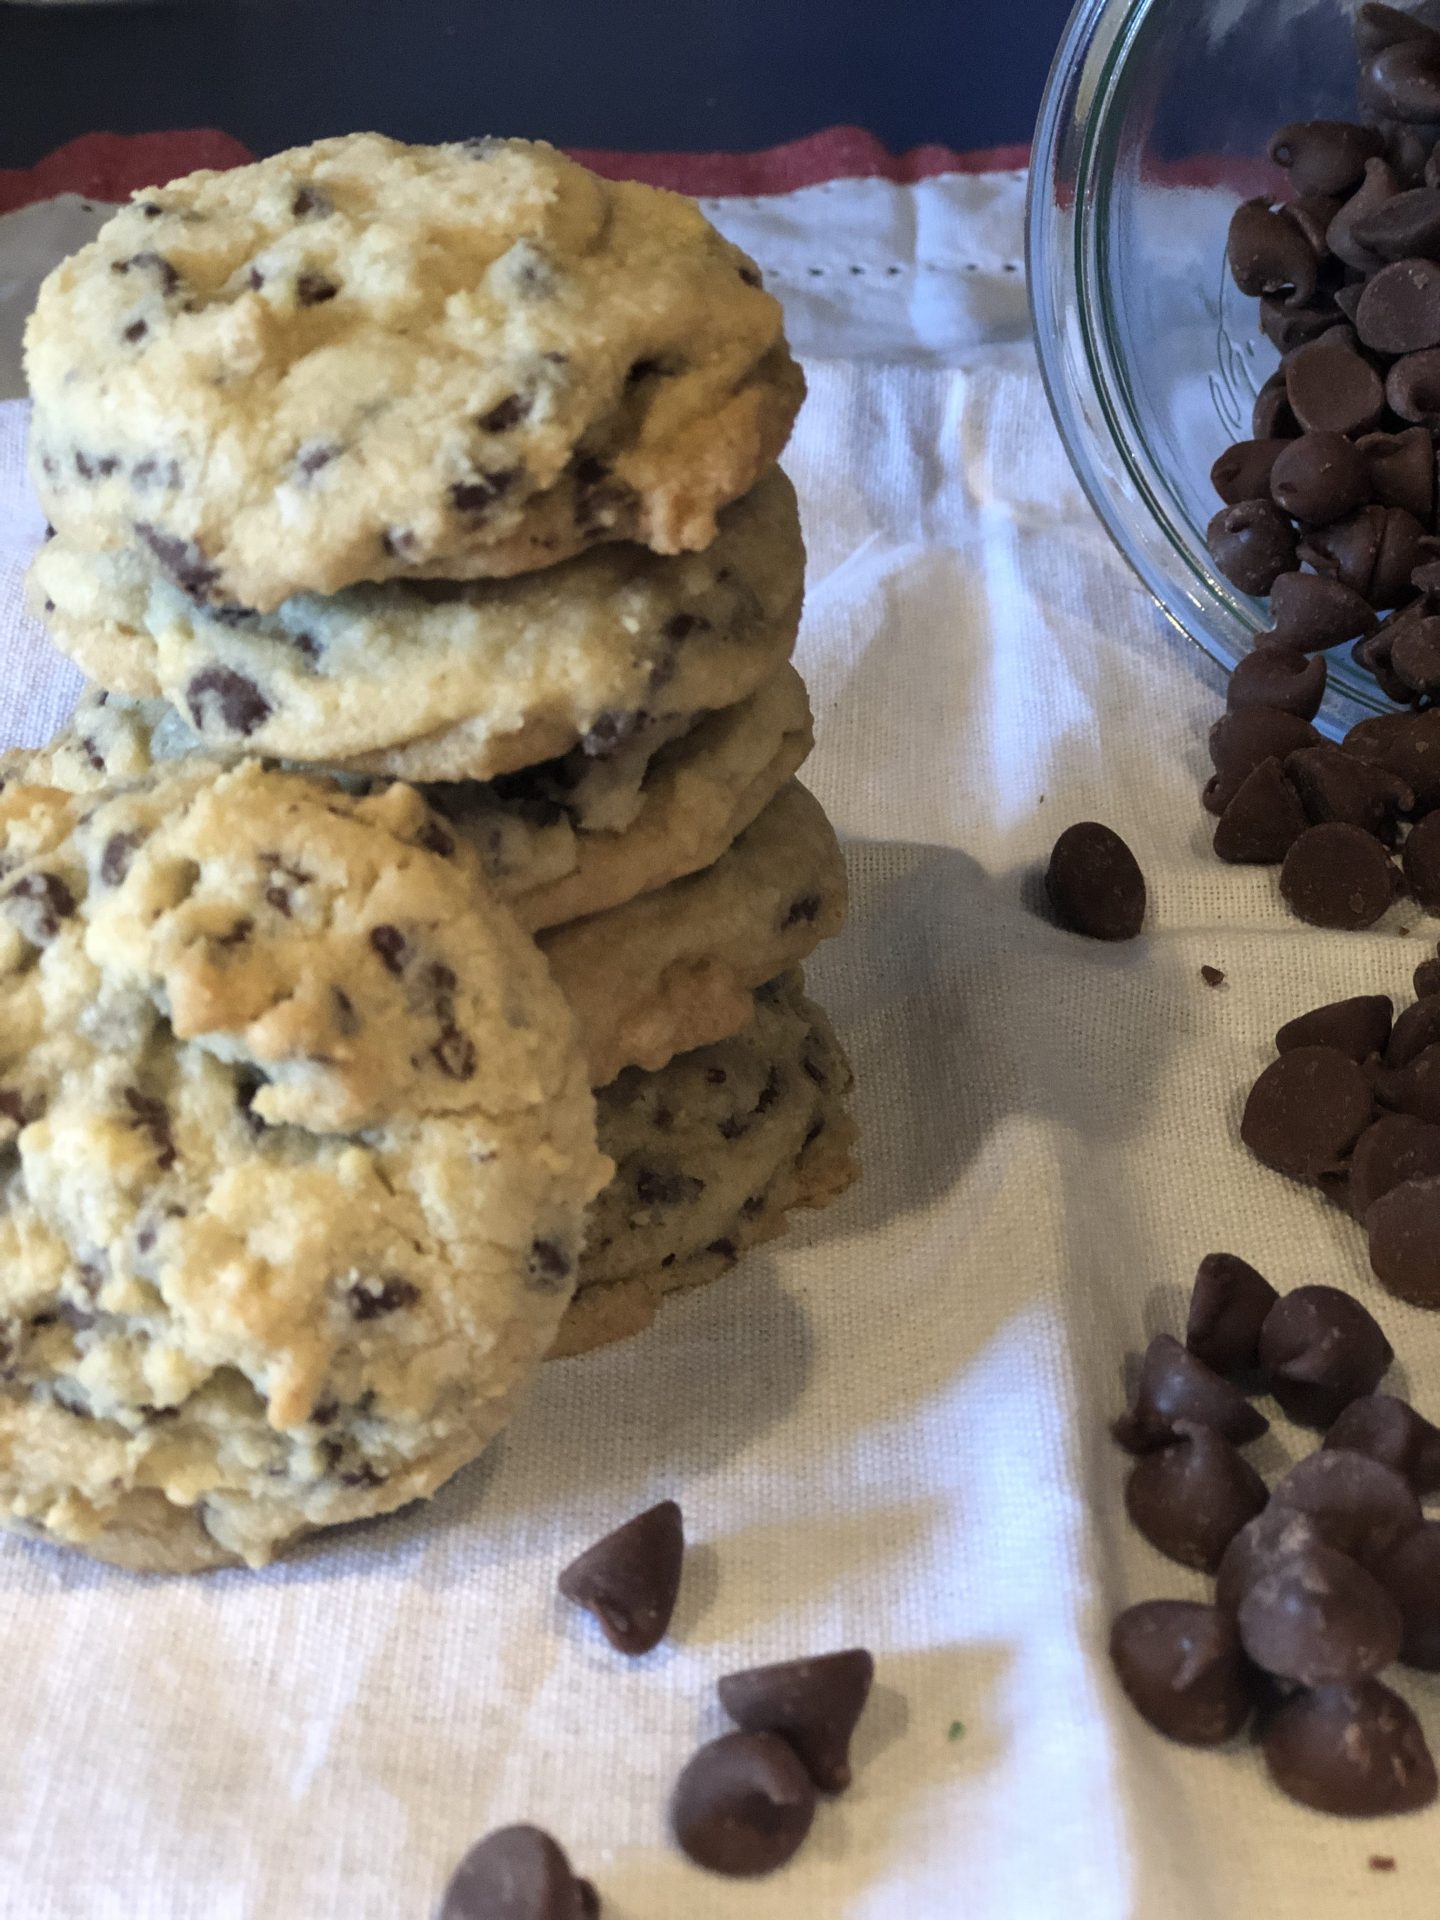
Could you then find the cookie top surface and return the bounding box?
[26,134,804,609]
[0,759,607,1568]
[30,467,804,774]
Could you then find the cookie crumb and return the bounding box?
[1200,965,1226,988]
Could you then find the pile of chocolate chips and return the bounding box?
[1240,965,1440,1304]
[1199,6,1440,922]
[437,1499,877,1913]
[1111,1251,1440,1815]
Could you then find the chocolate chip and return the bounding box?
[1270,432,1372,525]
[111,250,179,294]
[431,1024,476,1080]
[1287,746,1408,839]
[478,392,532,433]
[368,925,407,975]
[1277,994,1393,1063]
[295,271,338,305]
[1373,507,1429,608]
[1280,823,1396,929]
[1327,1397,1440,1498]
[527,1239,572,1288]
[1366,31,1440,122]
[1213,759,1307,863]
[2,871,77,945]
[1368,1171,1440,1302]
[182,673,263,750]
[347,1275,419,1321]
[1268,570,1377,652]
[780,892,822,930]
[1416,954,1440,997]
[1258,1286,1394,1428]
[1114,1334,1269,1453]
[1375,1043,1440,1124]
[1357,3,1440,59]
[134,522,220,600]
[1200,964,1227,987]
[557,1499,684,1655]
[717,1649,874,1793]
[1354,185,1440,263]
[670,1731,816,1878]
[1186,1252,1280,1376]
[1330,156,1403,272]
[1216,1506,1328,1615]
[1124,1422,1268,1572]
[123,1086,176,1171]
[1271,121,1386,198]
[1271,1449,1422,1570]
[1359,425,1436,521]
[1402,812,1440,911]
[1238,1542,1403,1686]
[1387,345,1440,421]
[1384,995,1440,1068]
[1043,821,1145,940]
[450,469,521,514]
[1350,1113,1440,1218]
[1108,1601,1252,1747]
[1241,1047,1374,1180]
[1285,343,1387,436]
[1206,500,1298,595]
[1253,369,1301,438]
[1209,709,1322,802]
[1263,1680,1437,1815]
[1373,1522,1440,1667]
[1347,706,1440,808]
[1211,438,1289,506]
[439,1824,594,1920]
[1227,198,1321,303]
[290,185,331,217]
[294,441,339,479]
[1355,255,1440,352]
[634,1166,704,1207]
[98,830,144,887]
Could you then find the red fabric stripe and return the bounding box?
[0,125,1029,216]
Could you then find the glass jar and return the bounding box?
[1027,0,1392,731]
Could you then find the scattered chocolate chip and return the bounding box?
[634,1167,704,1207]
[1186,1252,1280,1376]
[1258,1286,1394,1429]
[717,1649,874,1792]
[670,1732,816,1878]
[1402,811,1440,912]
[1384,995,1440,1069]
[111,250,179,294]
[1238,1543,1402,1686]
[1376,1043,1440,1122]
[290,185,331,217]
[1226,648,1326,720]
[1326,1397,1440,1498]
[1387,345,1440,422]
[1213,760,1308,863]
[1270,1450,1421,1570]
[527,1239,572,1288]
[439,1824,595,1920]
[295,271,338,306]
[431,1023,477,1080]
[367,925,408,975]
[450,468,521,514]
[1366,29,1440,124]
[347,1275,419,1321]
[781,893,822,929]
[1216,1505,1328,1615]
[1253,369,1301,438]
[1287,745,1408,839]
[1206,500,1299,595]
[1331,156,1403,272]
[1368,1171,1440,1303]
[1241,1047,1374,1181]
[1108,1601,1252,1747]
[1263,1680,1437,1816]
[123,1086,176,1171]
[1113,1333,1268,1453]
[1043,821,1146,940]
[1349,1113,1440,1215]
[1355,255,1440,352]
[1209,708,1322,802]
[1347,707,1440,810]
[1279,823,1396,930]
[1124,1422,1268,1572]
[557,1499,684,1655]
[1277,994,1393,1063]
[1373,1522,1440,1668]
[1359,424,1436,520]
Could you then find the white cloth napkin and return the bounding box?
[0,171,1437,1920]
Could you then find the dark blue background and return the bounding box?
[0,0,1076,168]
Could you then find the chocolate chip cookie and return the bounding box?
[556,971,856,1358]
[0,759,607,1571]
[540,780,848,1087]
[26,134,804,610]
[29,468,804,777]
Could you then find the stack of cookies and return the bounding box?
[21,133,857,1368]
